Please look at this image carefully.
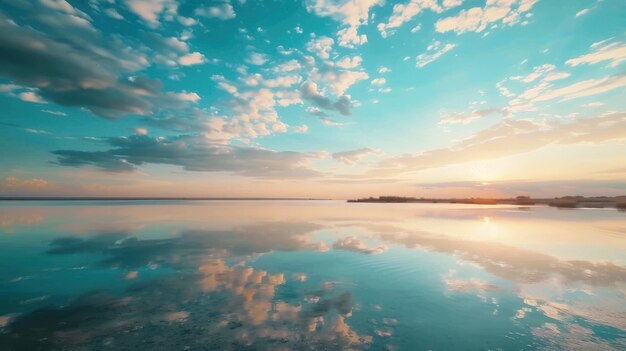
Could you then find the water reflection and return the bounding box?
[0,201,624,350]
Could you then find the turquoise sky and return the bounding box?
[0,0,625,198]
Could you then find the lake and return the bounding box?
[0,200,625,350]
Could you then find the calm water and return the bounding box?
[0,200,625,350]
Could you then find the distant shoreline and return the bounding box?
[347,196,626,210]
[0,197,330,201]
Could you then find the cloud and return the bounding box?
[373,113,626,176]
[0,6,196,118]
[300,82,353,116]
[42,109,67,116]
[1,176,50,191]
[125,0,178,27]
[371,78,386,86]
[510,64,570,83]
[439,108,503,125]
[509,74,626,111]
[377,0,442,38]
[332,148,379,164]
[178,52,206,66]
[335,56,363,69]
[52,134,323,178]
[18,91,46,104]
[294,125,309,133]
[435,0,539,34]
[246,52,270,66]
[194,1,236,20]
[416,41,456,68]
[104,8,124,20]
[566,39,626,68]
[575,8,589,17]
[264,75,302,88]
[306,36,334,59]
[273,60,302,73]
[306,0,383,47]
[333,236,387,255]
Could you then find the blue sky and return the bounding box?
[0,0,625,198]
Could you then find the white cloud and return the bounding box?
[435,0,539,34]
[125,0,178,27]
[294,124,309,133]
[324,70,369,96]
[19,91,46,104]
[178,52,206,66]
[42,109,67,116]
[371,78,386,86]
[134,127,148,135]
[275,91,303,106]
[178,16,197,26]
[416,41,456,68]
[306,36,334,59]
[246,52,270,66]
[566,39,626,68]
[306,0,383,47]
[172,91,201,102]
[439,108,501,125]
[273,60,302,73]
[575,8,589,17]
[378,66,391,74]
[195,2,236,20]
[335,56,363,69]
[264,75,302,88]
[378,0,442,38]
[443,0,464,8]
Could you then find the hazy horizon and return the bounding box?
[0,0,625,198]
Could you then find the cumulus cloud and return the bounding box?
[416,41,456,68]
[377,0,442,38]
[371,78,386,86]
[194,1,236,20]
[125,0,178,27]
[335,56,363,69]
[178,52,206,66]
[246,52,270,66]
[294,125,309,133]
[435,0,539,34]
[18,91,46,104]
[273,60,302,73]
[0,6,197,118]
[566,39,626,68]
[300,82,353,116]
[306,0,383,47]
[306,36,334,59]
[373,113,626,176]
[52,134,324,178]
[332,148,379,164]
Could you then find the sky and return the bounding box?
[0,0,625,199]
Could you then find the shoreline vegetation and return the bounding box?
[347,195,626,210]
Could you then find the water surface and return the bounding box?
[0,200,625,350]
